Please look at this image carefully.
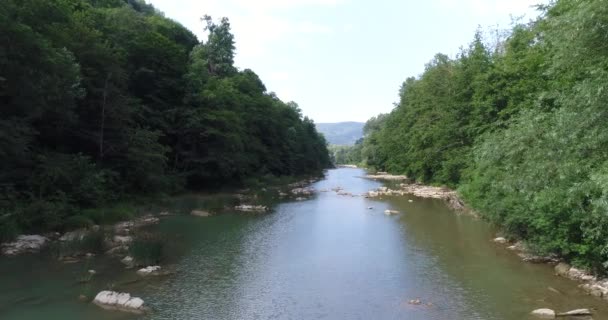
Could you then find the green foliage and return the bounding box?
[0,217,20,242]
[129,232,165,266]
[360,0,608,271]
[0,1,329,236]
[55,229,106,258]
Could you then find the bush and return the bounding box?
[129,232,166,266]
[0,217,20,242]
[55,229,106,257]
[16,199,75,233]
[82,204,136,225]
[63,215,95,230]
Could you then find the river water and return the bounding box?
[1,168,607,319]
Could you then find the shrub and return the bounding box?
[0,217,20,242]
[63,215,95,230]
[129,232,166,266]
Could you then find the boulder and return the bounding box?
[190,210,211,217]
[113,235,133,245]
[554,263,571,277]
[136,266,162,276]
[531,308,555,319]
[121,256,135,268]
[59,229,89,242]
[556,309,591,317]
[493,237,507,244]
[1,235,49,255]
[567,267,596,281]
[93,291,146,314]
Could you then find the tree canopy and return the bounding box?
[0,0,330,238]
[352,0,608,272]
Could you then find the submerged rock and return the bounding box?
[557,308,592,317]
[384,210,399,216]
[1,235,48,256]
[93,291,146,314]
[531,308,555,319]
[190,210,211,217]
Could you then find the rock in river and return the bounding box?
[531,308,555,319]
[384,210,399,216]
[1,235,48,255]
[557,309,592,317]
[136,266,163,276]
[93,291,146,314]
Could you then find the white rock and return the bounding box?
[121,256,135,268]
[1,235,48,255]
[557,309,591,316]
[493,237,507,244]
[384,210,399,216]
[531,308,555,319]
[234,205,268,212]
[93,291,146,314]
[137,266,161,276]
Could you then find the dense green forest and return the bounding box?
[0,0,330,239]
[346,0,608,272]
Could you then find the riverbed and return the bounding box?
[1,168,607,319]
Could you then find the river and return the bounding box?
[1,168,607,319]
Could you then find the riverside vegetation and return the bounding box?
[336,0,608,274]
[0,0,331,241]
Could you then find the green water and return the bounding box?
[1,168,607,319]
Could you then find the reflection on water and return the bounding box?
[1,168,607,320]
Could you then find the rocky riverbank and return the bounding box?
[365,179,469,212]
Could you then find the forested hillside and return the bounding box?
[348,0,608,272]
[0,0,330,239]
[316,122,364,145]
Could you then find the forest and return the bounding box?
[341,0,608,272]
[0,0,330,240]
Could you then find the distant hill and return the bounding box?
[316,122,364,145]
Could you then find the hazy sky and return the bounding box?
[147,0,547,123]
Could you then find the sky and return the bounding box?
[147,0,548,123]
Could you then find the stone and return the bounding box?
[93,291,147,314]
[136,266,162,276]
[191,210,211,217]
[384,210,399,216]
[1,235,49,255]
[113,235,133,245]
[556,309,591,317]
[493,237,507,244]
[121,256,135,268]
[530,308,555,319]
[554,263,571,277]
[234,205,268,212]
